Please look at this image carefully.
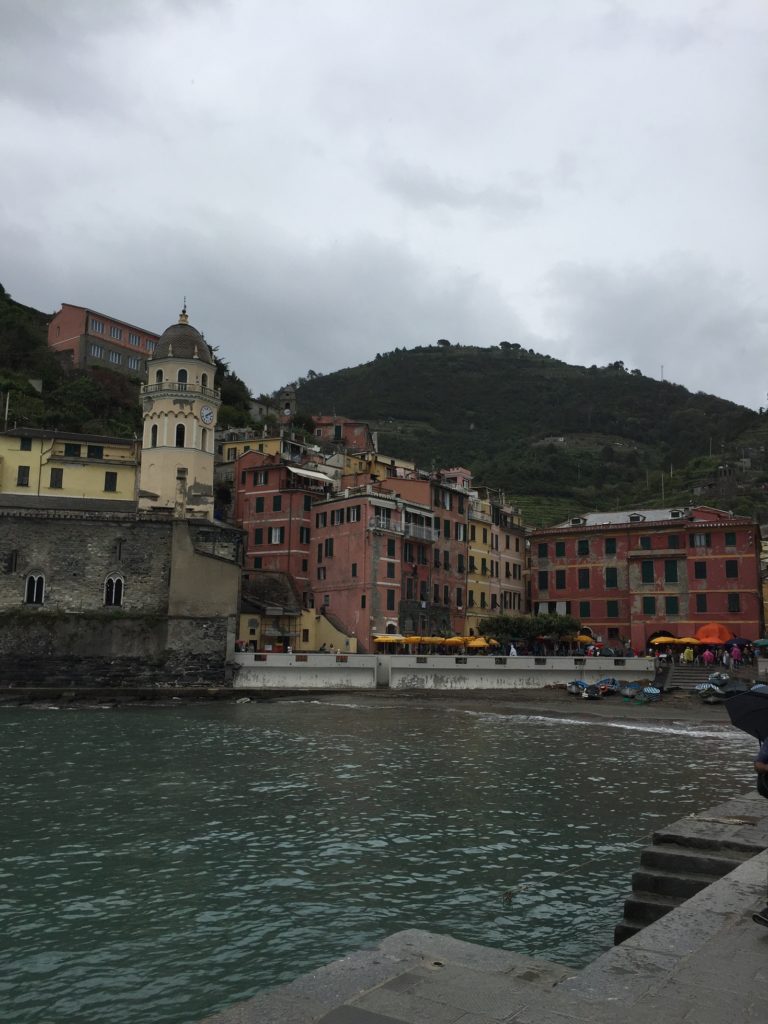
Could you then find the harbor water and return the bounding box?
[0,696,756,1024]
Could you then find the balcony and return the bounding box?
[404,523,438,542]
[141,381,221,401]
[469,501,492,523]
[368,516,403,534]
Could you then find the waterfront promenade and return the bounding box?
[203,792,768,1024]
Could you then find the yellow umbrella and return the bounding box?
[403,636,423,644]
[649,635,677,645]
[443,636,466,647]
[674,637,701,645]
[467,637,489,648]
[576,634,595,644]
[374,635,405,644]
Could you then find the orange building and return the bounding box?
[48,303,159,379]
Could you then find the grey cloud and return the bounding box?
[378,161,541,216]
[545,257,768,409]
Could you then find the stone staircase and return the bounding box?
[614,816,763,944]
[663,661,760,692]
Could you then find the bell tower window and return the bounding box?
[25,574,45,605]
[175,424,185,448]
[201,428,208,452]
[155,369,163,383]
[151,424,158,448]
[201,373,208,388]
[178,369,188,390]
[105,575,124,607]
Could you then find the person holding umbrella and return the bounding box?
[727,686,768,926]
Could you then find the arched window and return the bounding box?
[150,424,158,448]
[155,369,163,383]
[201,373,208,388]
[175,423,185,448]
[201,428,208,452]
[178,369,187,390]
[24,574,45,605]
[105,574,124,607]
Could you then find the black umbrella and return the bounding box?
[725,688,768,741]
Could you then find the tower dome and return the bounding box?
[153,306,215,364]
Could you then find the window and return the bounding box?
[555,540,566,556]
[606,600,619,618]
[351,562,357,577]
[361,595,366,608]
[577,539,589,556]
[104,471,117,492]
[89,343,104,358]
[538,570,548,591]
[443,585,450,605]
[201,373,208,388]
[696,593,707,612]
[387,538,396,557]
[299,526,310,544]
[175,425,185,448]
[49,468,63,489]
[456,587,463,608]
[272,495,282,512]
[579,600,590,617]
[555,569,566,589]
[109,326,122,340]
[725,532,736,547]
[129,332,141,346]
[641,560,654,583]
[434,549,441,569]
[24,574,44,605]
[577,568,589,589]
[254,528,263,544]
[668,535,680,549]
[128,356,141,371]
[155,369,163,383]
[386,589,395,610]
[150,425,158,448]
[605,567,618,588]
[639,536,651,550]
[434,584,440,602]
[468,590,475,607]
[301,559,307,572]
[480,592,487,609]
[689,532,711,548]
[664,560,678,583]
[146,341,156,353]
[177,369,188,388]
[270,527,285,544]
[255,470,267,486]
[90,318,104,333]
[538,542,548,558]
[386,562,395,578]
[253,557,262,568]
[304,495,312,512]
[104,574,124,606]
[317,566,326,580]
[694,561,707,580]
[642,596,656,614]
[87,445,104,459]
[108,350,122,364]
[725,560,738,579]
[443,521,450,539]
[324,537,334,557]
[665,596,679,615]
[348,505,360,522]
[728,593,741,613]
[16,466,30,487]
[604,537,616,555]
[443,551,450,570]
[20,437,32,451]
[455,523,466,542]
[457,553,465,573]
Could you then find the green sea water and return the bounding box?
[0,696,755,1024]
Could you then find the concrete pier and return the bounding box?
[201,793,768,1024]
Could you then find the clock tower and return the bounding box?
[138,306,221,520]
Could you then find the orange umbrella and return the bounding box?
[695,622,733,644]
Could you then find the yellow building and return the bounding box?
[465,491,525,635]
[0,428,139,506]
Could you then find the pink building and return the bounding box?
[48,303,159,379]
[312,415,376,452]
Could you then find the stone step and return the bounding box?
[639,843,749,878]
[652,827,765,857]
[621,890,681,926]
[631,866,721,901]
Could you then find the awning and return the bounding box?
[288,466,334,484]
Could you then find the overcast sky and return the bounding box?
[1,0,766,409]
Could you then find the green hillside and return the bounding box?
[294,342,768,524]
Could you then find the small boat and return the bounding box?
[620,681,643,698]
[581,683,601,700]
[642,686,661,702]
[567,680,587,696]
[597,677,620,695]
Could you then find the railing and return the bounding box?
[140,382,221,400]
[469,502,492,523]
[404,523,439,542]
[368,516,403,534]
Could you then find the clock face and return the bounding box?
[200,405,214,425]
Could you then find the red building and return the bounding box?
[48,303,159,379]
[309,485,438,650]
[235,450,334,604]
[530,506,763,651]
[312,415,376,453]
